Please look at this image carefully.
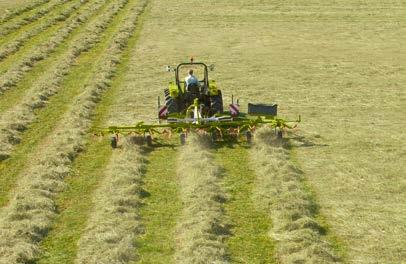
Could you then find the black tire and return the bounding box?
[163,88,179,114]
[210,91,223,115]
[110,136,117,149]
[246,131,252,144]
[146,135,153,146]
[277,129,283,139]
[180,133,186,145]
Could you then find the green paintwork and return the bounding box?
[168,81,179,98]
[208,80,219,96]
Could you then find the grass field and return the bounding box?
[0,0,404,263]
[0,0,34,11]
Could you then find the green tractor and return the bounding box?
[159,58,223,119]
[105,58,300,147]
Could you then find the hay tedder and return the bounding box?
[104,58,300,148]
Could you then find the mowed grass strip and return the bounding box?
[0,0,137,260]
[0,0,50,23]
[37,2,148,263]
[75,139,145,264]
[0,0,87,62]
[0,0,76,48]
[136,144,182,264]
[0,0,65,37]
[214,144,276,263]
[0,0,105,112]
[251,128,341,263]
[0,0,123,207]
[0,0,116,162]
[0,0,108,95]
[175,134,229,263]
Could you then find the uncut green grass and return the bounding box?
[37,2,147,262]
[0,0,120,208]
[214,144,276,263]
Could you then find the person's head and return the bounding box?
[188,69,194,75]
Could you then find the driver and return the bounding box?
[185,69,199,89]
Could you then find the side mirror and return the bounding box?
[209,64,215,71]
[165,66,172,72]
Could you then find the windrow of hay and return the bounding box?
[0,0,50,24]
[0,1,148,262]
[251,127,340,263]
[0,0,123,161]
[0,0,108,95]
[75,139,145,264]
[0,0,67,37]
[175,134,229,263]
[0,0,88,62]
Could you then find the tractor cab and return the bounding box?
[160,58,222,119]
[174,59,212,93]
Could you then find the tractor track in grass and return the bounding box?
[0,0,127,207]
[0,0,87,62]
[0,0,67,37]
[0,0,146,260]
[214,144,276,263]
[0,0,50,24]
[0,0,110,96]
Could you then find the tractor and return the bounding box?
[103,58,300,148]
[159,58,223,119]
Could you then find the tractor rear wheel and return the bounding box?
[164,89,178,114]
[210,90,223,114]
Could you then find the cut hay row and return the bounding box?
[0,1,147,262]
[0,0,67,37]
[0,0,88,62]
[175,135,229,263]
[75,139,145,264]
[0,0,50,24]
[251,127,340,263]
[0,0,109,95]
[0,0,125,162]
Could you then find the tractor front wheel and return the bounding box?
[210,90,223,114]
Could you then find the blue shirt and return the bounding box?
[185,74,199,86]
